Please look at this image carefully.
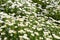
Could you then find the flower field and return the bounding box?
[0,0,60,40]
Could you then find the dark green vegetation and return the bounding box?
[32,0,60,20]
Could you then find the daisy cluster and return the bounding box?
[0,0,60,40]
